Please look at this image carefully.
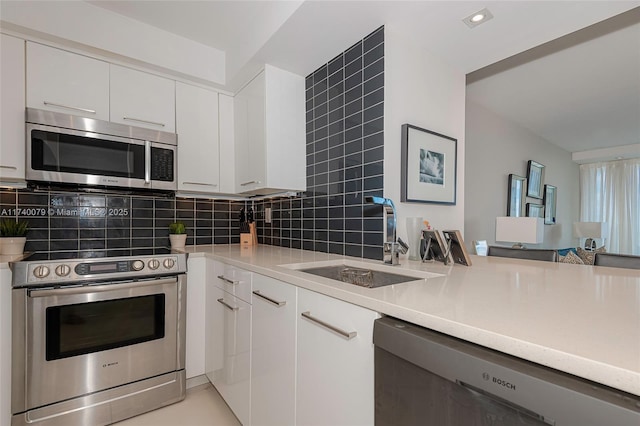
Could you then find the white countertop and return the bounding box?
[183,244,640,397]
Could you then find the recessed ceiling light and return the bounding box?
[463,8,494,28]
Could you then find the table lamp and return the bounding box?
[495,217,544,248]
[573,222,606,251]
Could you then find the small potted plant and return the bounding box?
[168,221,187,249]
[0,219,29,255]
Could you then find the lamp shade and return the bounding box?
[496,217,544,244]
[573,222,607,238]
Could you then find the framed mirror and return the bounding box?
[507,174,526,217]
[544,184,557,224]
[526,160,545,199]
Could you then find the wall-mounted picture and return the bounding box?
[401,124,457,204]
[507,174,526,217]
[527,203,544,218]
[526,160,545,199]
[544,184,557,225]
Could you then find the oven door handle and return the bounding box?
[28,277,177,298]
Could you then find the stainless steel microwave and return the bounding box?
[26,108,177,192]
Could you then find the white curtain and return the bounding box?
[579,158,640,255]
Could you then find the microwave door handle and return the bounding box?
[145,141,151,185]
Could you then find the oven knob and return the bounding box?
[163,258,175,269]
[55,264,71,277]
[148,259,160,270]
[33,265,50,279]
[131,260,145,271]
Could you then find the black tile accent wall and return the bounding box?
[257,26,385,260]
[0,188,245,253]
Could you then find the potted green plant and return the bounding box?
[0,219,29,255]
[168,221,187,249]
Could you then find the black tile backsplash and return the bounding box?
[258,26,385,260]
[0,188,245,253]
[2,26,385,260]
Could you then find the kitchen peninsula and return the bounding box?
[184,244,639,397]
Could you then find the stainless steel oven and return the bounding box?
[26,108,177,192]
[11,249,188,426]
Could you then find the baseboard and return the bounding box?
[186,374,210,390]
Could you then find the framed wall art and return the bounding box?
[401,124,457,204]
[526,160,545,199]
[544,184,557,225]
[527,203,544,218]
[507,174,526,217]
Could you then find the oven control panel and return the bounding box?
[14,254,186,286]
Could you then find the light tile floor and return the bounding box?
[115,383,241,426]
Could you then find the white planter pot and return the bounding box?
[0,236,26,255]
[169,234,187,249]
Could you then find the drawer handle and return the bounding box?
[123,117,166,127]
[217,298,239,311]
[43,101,96,114]
[182,182,218,187]
[252,290,286,307]
[0,165,17,170]
[240,180,262,186]
[217,275,239,285]
[301,311,357,340]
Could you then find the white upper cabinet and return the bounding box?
[110,64,175,132]
[26,42,109,120]
[176,82,220,193]
[1,34,26,183]
[234,65,306,195]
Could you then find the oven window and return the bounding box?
[45,294,165,361]
[31,129,145,178]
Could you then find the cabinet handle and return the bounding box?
[217,275,239,285]
[252,290,286,307]
[182,182,218,187]
[240,180,262,186]
[123,117,166,127]
[0,165,17,170]
[43,101,96,114]
[217,298,239,311]
[301,311,357,340]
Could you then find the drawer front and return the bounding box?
[214,263,252,304]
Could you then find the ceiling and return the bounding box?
[81,1,640,157]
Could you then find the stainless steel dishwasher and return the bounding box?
[374,316,640,426]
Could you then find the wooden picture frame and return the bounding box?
[526,160,545,199]
[442,230,472,266]
[401,124,457,205]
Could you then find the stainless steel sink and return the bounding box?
[292,263,434,288]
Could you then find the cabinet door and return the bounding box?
[296,288,377,426]
[234,71,266,193]
[251,275,296,426]
[1,34,25,182]
[206,283,251,425]
[110,65,175,132]
[176,82,219,193]
[26,42,109,120]
[185,257,206,379]
[218,94,235,194]
[0,268,11,426]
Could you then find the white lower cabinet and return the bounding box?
[206,260,252,425]
[250,275,297,426]
[1,268,11,426]
[185,257,206,379]
[296,287,377,426]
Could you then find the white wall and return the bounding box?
[465,101,580,251]
[384,24,467,244]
